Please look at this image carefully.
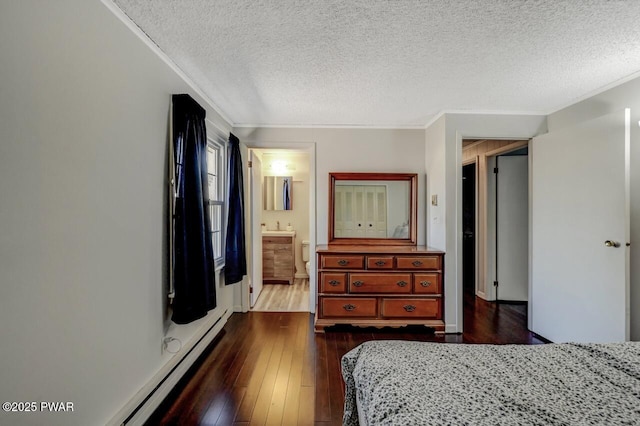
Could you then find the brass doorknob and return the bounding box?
[604,240,620,248]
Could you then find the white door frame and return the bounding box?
[242,141,317,314]
[249,151,263,308]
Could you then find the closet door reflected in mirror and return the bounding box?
[263,176,292,210]
[329,172,417,245]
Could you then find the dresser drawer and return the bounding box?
[321,255,364,269]
[321,297,377,317]
[381,298,441,319]
[320,273,347,293]
[396,256,441,270]
[366,256,394,269]
[349,273,411,294]
[413,273,442,294]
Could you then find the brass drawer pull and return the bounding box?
[328,280,340,286]
[338,259,349,266]
[343,304,356,311]
[412,260,423,267]
[352,280,364,287]
[397,280,408,287]
[403,304,416,312]
[375,260,386,266]
[420,281,432,287]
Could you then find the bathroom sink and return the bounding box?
[262,230,296,236]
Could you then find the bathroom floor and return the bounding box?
[252,278,310,312]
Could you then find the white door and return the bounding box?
[250,151,263,307]
[531,109,630,343]
[496,155,529,301]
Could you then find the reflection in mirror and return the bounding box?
[334,180,409,238]
[329,172,417,245]
[263,176,293,210]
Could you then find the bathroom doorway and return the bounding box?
[248,148,312,312]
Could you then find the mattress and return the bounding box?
[341,340,640,425]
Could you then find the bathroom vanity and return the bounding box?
[262,231,295,284]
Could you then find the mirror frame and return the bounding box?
[328,172,417,245]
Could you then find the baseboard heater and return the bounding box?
[108,309,229,426]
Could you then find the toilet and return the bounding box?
[301,240,311,277]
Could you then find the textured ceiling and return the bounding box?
[112,0,640,127]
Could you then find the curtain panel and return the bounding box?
[171,94,216,324]
[224,133,247,284]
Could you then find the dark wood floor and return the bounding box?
[146,292,545,425]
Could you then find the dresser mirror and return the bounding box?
[263,175,293,210]
[329,172,417,245]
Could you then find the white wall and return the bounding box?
[0,1,235,425]
[425,114,547,333]
[545,77,640,341]
[425,116,447,250]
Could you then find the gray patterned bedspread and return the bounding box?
[341,340,640,425]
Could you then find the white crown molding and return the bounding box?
[439,109,547,116]
[205,118,231,141]
[232,123,426,130]
[236,109,548,130]
[423,111,447,129]
[423,109,548,129]
[545,68,640,116]
[101,0,234,126]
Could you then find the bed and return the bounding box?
[341,340,640,425]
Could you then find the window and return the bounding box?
[207,138,225,267]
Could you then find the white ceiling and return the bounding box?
[112,0,640,128]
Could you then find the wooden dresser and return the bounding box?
[315,245,444,333]
[262,233,295,284]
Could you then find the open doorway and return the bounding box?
[461,139,530,335]
[461,139,529,303]
[248,149,312,312]
[462,162,476,297]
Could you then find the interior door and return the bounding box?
[496,154,529,301]
[531,109,630,343]
[250,151,263,307]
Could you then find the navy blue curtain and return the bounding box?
[172,94,216,324]
[224,133,247,284]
